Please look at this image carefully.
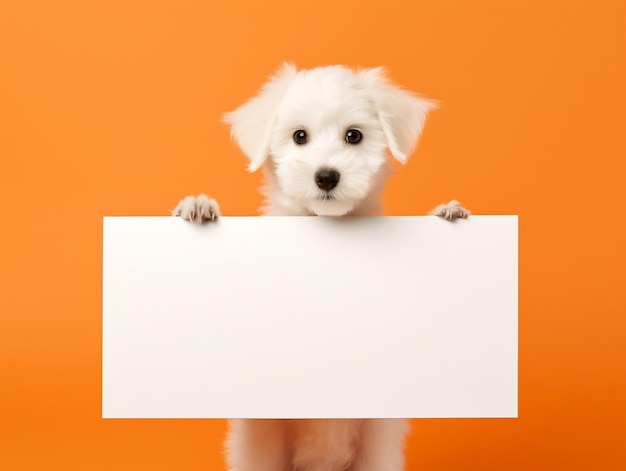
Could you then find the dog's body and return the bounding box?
[174,64,468,471]
[224,419,409,471]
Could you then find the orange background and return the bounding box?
[1,0,625,469]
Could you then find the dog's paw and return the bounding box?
[172,194,220,223]
[429,200,470,221]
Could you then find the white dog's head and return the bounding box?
[224,64,436,216]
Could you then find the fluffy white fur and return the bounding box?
[173,64,469,471]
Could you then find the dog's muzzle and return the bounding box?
[314,169,340,192]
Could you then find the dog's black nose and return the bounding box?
[315,169,340,192]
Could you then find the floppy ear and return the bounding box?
[223,63,298,172]
[359,68,437,164]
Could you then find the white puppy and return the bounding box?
[174,64,468,471]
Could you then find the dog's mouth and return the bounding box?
[316,187,340,201]
[309,196,354,217]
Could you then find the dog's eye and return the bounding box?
[293,130,308,145]
[345,129,362,144]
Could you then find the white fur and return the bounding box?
[174,64,469,471]
[224,419,409,471]
[224,63,437,217]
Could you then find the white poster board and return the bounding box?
[102,216,517,419]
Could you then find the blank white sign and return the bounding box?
[102,216,517,419]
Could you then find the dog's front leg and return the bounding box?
[172,194,220,223]
[429,200,470,221]
[225,419,290,471]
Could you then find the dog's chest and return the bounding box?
[289,419,362,470]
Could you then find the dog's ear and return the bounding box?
[223,63,298,172]
[359,68,437,164]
